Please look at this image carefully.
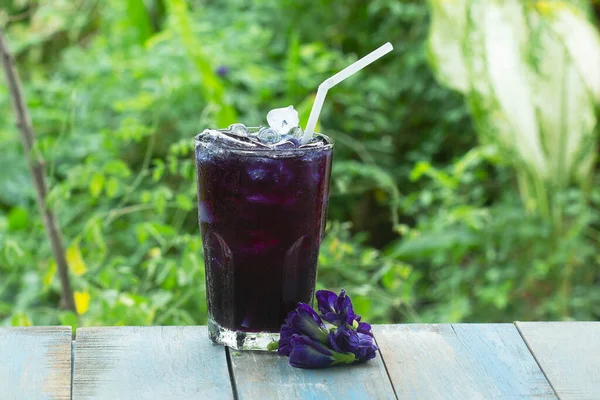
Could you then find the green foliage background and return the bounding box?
[0,0,598,328]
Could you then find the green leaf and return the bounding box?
[106,177,119,198]
[126,0,154,45]
[11,312,32,327]
[388,229,477,259]
[59,312,79,331]
[89,172,105,198]
[43,261,57,290]
[104,161,132,178]
[7,207,29,231]
[176,194,193,211]
[88,217,107,250]
[153,160,165,181]
[66,243,88,277]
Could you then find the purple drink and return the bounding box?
[195,128,333,349]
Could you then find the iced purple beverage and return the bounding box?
[195,126,333,349]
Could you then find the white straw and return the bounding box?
[302,42,393,144]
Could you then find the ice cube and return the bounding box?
[287,126,304,139]
[197,129,255,148]
[247,127,260,137]
[274,140,298,149]
[267,105,299,135]
[228,123,249,137]
[277,136,301,148]
[197,129,273,150]
[258,127,281,144]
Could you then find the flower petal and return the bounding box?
[316,289,344,325]
[277,324,295,356]
[328,325,360,355]
[334,290,358,325]
[316,290,338,315]
[289,335,335,369]
[317,289,360,326]
[277,290,376,367]
[357,322,373,337]
[287,303,329,342]
[278,303,329,355]
[357,332,379,361]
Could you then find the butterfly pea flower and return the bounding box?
[276,289,379,368]
[316,289,358,326]
[356,331,378,361]
[357,321,374,337]
[328,325,360,354]
[277,303,329,356]
[215,65,229,77]
[328,324,379,362]
[288,335,356,369]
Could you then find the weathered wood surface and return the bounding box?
[373,324,556,399]
[72,326,232,400]
[229,348,396,399]
[3,323,598,399]
[516,321,600,400]
[0,326,72,400]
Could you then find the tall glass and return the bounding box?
[195,128,333,350]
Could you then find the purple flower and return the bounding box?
[216,65,229,77]
[277,303,329,356]
[357,332,378,361]
[276,289,378,368]
[357,321,374,337]
[289,335,356,369]
[289,335,335,368]
[316,289,358,326]
[328,325,378,362]
[277,323,296,356]
[328,325,360,354]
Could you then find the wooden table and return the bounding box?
[1,322,598,399]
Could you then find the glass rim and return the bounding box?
[194,128,334,154]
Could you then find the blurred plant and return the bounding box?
[425,0,600,319]
[428,0,600,233]
[1,0,597,328]
[0,0,423,327]
[389,146,600,321]
[317,222,419,323]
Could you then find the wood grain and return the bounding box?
[0,326,72,400]
[374,324,556,399]
[72,326,232,400]
[516,321,600,400]
[229,348,396,399]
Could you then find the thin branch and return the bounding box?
[7,8,35,23]
[0,29,77,314]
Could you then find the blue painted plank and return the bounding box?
[229,348,395,399]
[374,324,556,399]
[72,326,232,400]
[0,326,72,400]
[516,321,600,400]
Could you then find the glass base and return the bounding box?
[208,317,279,351]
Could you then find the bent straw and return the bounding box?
[302,42,394,144]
